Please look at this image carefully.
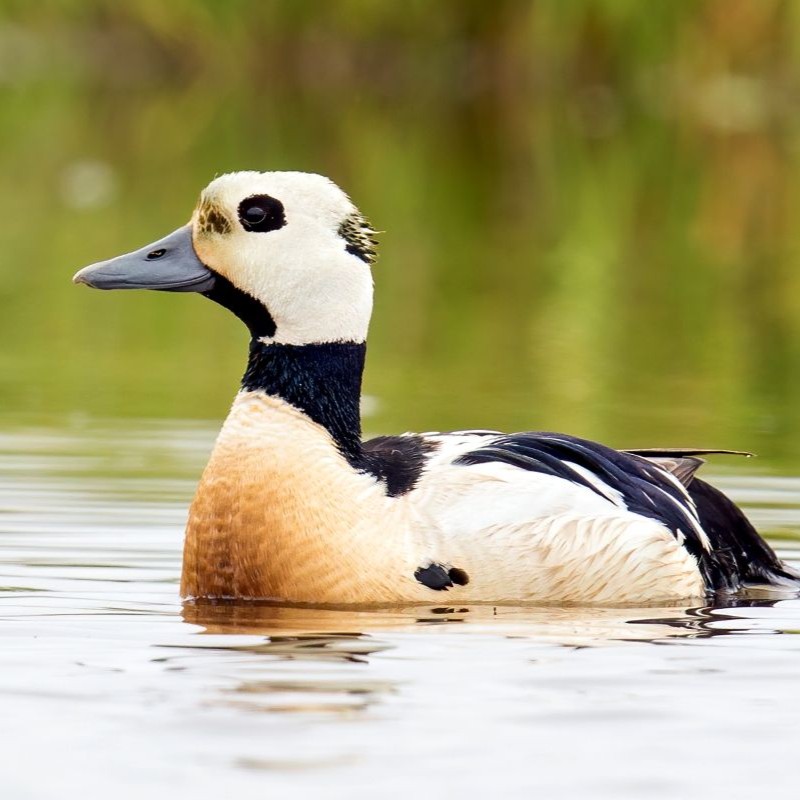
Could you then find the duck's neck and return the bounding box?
[240,339,365,462]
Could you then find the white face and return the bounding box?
[191,171,376,345]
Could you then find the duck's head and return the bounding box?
[73,171,378,344]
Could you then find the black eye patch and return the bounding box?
[237,194,286,233]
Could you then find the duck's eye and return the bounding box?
[237,194,286,233]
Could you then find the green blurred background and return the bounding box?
[2,0,800,465]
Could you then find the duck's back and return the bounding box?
[360,430,797,602]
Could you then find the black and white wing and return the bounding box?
[360,430,797,594]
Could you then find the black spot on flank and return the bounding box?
[202,272,277,339]
[415,564,452,591]
[448,567,469,586]
[237,194,286,233]
[358,435,439,496]
[415,563,470,591]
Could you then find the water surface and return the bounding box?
[2,422,800,799]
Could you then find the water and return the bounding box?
[2,421,800,799]
[5,4,800,796]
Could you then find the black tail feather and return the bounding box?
[688,478,800,591]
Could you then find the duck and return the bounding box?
[73,170,799,605]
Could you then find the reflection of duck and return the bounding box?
[74,171,799,604]
[181,599,782,648]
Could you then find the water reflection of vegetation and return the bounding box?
[3,2,800,466]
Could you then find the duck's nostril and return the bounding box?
[146,248,166,260]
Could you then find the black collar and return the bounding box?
[241,340,365,462]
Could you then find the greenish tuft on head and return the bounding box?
[196,197,233,236]
[338,212,378,264]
